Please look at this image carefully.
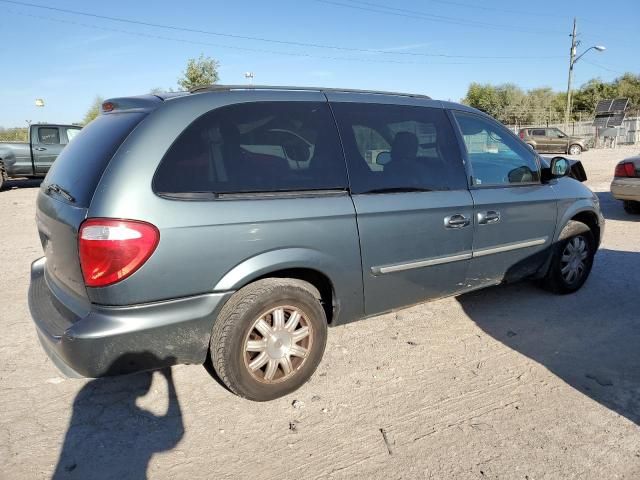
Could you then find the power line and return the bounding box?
[313,0,567,36]
[4,9,547,66]
[581,59,625,75]
[0,0,563,59]
[383,0,568,19]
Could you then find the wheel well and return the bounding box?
[571,211,600,245]
[251,268,335,324]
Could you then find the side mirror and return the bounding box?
[542,156,571,182]
[551,157,571,177]
[375,151,392,165]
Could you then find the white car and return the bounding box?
[611,156,640,214]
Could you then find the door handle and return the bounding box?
[444,214,471,229]
[477,210,501,225]
[33,147,47,151]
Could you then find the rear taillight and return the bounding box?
[79,219,159,287]
[615,162,637,178]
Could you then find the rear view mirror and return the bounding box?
[375,151,392,165]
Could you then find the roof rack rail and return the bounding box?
[189,84,431,100]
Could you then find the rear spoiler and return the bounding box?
[100,95,163,115]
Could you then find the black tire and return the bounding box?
[526,143,536,150]
[0,164,6,191]
[623,201,640,214]
[543,222,595,294]
[209,278,328,401]
[568,144,582,156]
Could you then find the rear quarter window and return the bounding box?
[43,112,146,207]
[153,101,347,196]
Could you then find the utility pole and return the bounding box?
[564,17,578,135]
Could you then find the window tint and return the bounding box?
[530,129,546,136]
[154,102,347,195]
[44,112,147,207]
[453,112,540,186]
[38,127,60,144]
[331,103,467,193]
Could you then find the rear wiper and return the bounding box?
[46,183,75,203]
[362,187,432,194]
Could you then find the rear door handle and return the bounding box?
[477,210,501,225]
[444,214,471,229]
[33,147,47,151]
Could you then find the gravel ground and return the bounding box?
[1,147,639,480]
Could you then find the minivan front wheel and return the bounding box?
[209,278,327,401]
[543,224,595,294]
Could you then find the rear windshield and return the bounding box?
[43,112,146,207]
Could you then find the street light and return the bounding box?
[564,18,605,134]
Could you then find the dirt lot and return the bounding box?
[1,147,639,480]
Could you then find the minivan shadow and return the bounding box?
[456,248,640,426]
[53,353,184,480]
[596,191,640,222]
[1,178,43,190]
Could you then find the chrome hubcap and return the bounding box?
[569,146,580,155]
[560,236,589,284]
[243,306,312,383]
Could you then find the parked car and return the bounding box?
[0,124,82,190]
[610,156,640,213]
[28,86,604,401]
[518,127,587,156]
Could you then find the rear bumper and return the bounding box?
[28,257,233,378]
[611,178,640,202]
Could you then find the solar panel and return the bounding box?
[595,99,613,113]
[610,98,629,112]
[593,114,610,127]
[607,112,626,127]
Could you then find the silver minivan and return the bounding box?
[28,86,604,401]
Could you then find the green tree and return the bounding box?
[0,127,28,142]
[82,96,104,125]
[463,72,640,125]
[571,78,617,116]
[463,82,501,118]
[177,54,220,91]
[463,83,528,124]
[614,73,640,111]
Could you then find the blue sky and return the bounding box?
[0,0,637,127]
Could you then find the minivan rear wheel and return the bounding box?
[209,278,327,401]
[568,144,582,155]
[542,224,595,294]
